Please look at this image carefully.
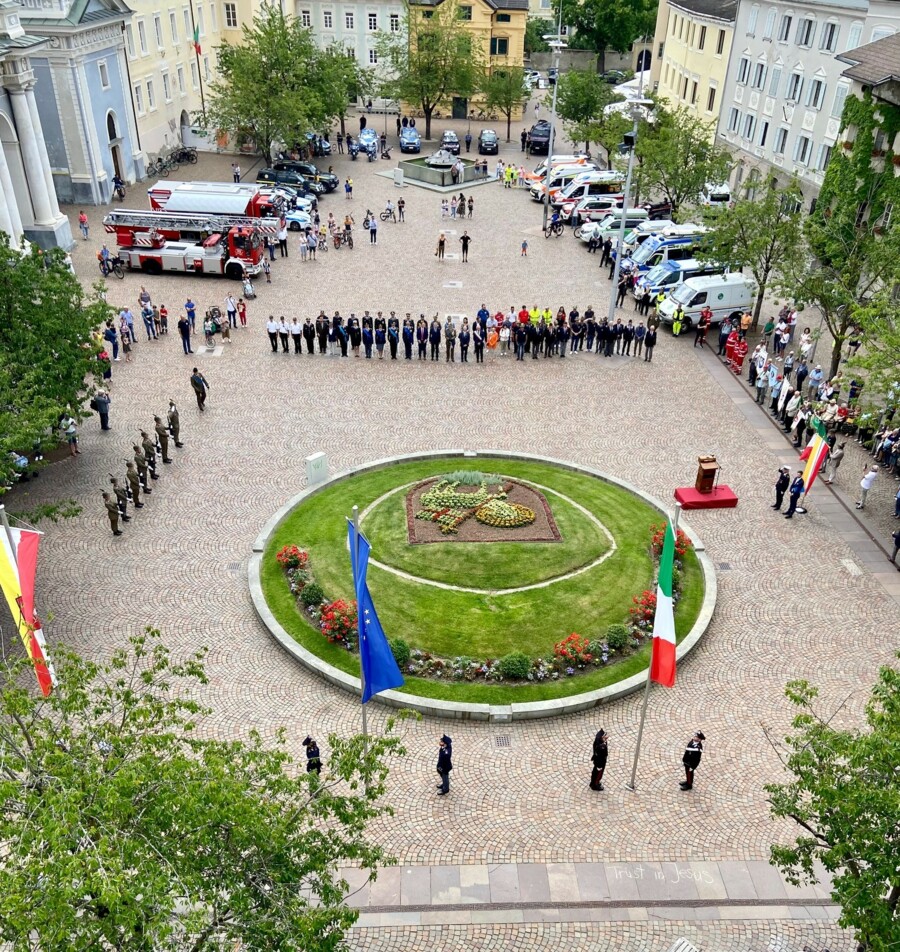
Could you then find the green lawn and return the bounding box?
[260,456,705,704]
[362,483,610,588]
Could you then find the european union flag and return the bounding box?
[348,519,405,703]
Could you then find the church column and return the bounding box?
[24,83,61,218]
[0,142,24,242]
[6,85,54,225]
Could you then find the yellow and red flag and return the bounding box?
[0,526,56,696]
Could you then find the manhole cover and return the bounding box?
[495,735,511,748]
[227,561,241,571]
[718,562,732,570]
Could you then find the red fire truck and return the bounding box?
[102,209,276,278]
[147,181,281,218]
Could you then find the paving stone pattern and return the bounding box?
[7,122,889,949]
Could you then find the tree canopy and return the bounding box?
[0,628,406,950]
[765,660,900,952]
[377,0,483,140]
[524,17,551,55]
[553,0,655,72]
[555,69,622,159]
[483,67,526,141]
[0,236,108,493]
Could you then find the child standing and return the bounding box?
[521,239,528,257]
[237,298,247,327]
[158,305,168,335]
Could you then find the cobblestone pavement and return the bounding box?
[5,126,890,948]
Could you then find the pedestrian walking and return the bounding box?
[302,735,322,775]
[436,734,452,796]
[102,492,122,536]
[856,465,878,510]
[60,414,79,456]
[680,731,704,790]
[784,471,804,518]
[190,367,209,411]
[590,729,608,791]
[167,400,183,447]
[772,466,790,511]
[78,210,89,240]
[823,442,844,484]
[178,315,193,354]
[891,527,900,567]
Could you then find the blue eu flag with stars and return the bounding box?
[348,519,405,703]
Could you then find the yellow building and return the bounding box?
[651,0,737,137]
[409,0,527,120]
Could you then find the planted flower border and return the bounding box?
[274,525,692,685]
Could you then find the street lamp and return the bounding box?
[541,10,566,231]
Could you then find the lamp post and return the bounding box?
[541,8,566,232]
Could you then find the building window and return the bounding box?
[210,3,216,31]
[807,78,825,110]
[873,128,887,153]
[190,60,198,88]
[458,5,472,19]
[815,143,832,171]
[368,48,377,63]
[225,2,237,27]
[774,127,788,155]
[716,29,725,54]
[819,21,838,52]
[870,26,895,42]
[183,8,191,36]
[752,62,766,89]
[855,202,868,227]
[681,75,688,99]
[777,14,792,42]
[196,6,204,35]
[125,24,136,57]
[323,10,332,28]
[301,10,311,26]
[786,72,803,102]
[496,12,510,21]
[737,57,750,84]
[368,12,377,29]
[162,71,171,101]
[768,66,781,96]
[797,17,815,47]
[728,107,740,133]
[763,8,776,39]
[747,4,759,35]
[133,83,144,114]
[98,60,110,88]
[154,14,163,47]
[168,11,178,43]
[794,135,811,165]
[177,64,185,94]
[203,55,210,80]
[742,114,756,140]
[759,120,769,147]
[137,20,148,54]
[691,80,698,105]
[421,11,432,18]
[698,25,706,50]
[845,21,862,52]
[490,37,509,56]
[345,11,354,28]
[706,85,716,112]
[881,202,893,229]
[146,78,155,110]
[390,12,399,31]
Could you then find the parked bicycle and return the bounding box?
[333,231,353,250]
[98,254,125,279]
[544,219,564,239]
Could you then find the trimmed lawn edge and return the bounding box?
[250,451,717,722]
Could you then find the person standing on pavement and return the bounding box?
[109,476,131,524]
[771,466,790,511]
[190,368,209,411]
[132,445,151,493]
[644,326,657,362]
[521,128,527,151]
[167,400,183,448]
[680,731,704,790]
[464,131,472,153]
[125,461,144,508]
[102,492,122,536]
[429,316,442,361]
[784,471,804,518]
[154,416,173,464]
[177,314,193,355]
[368,215,378,244]
[823,442,844,484]
[225,294,237,328]
[302,736,322,776]
[93,390,111,431]
[278,222,289,257]
[436,735,453,796]
[856,464,878,510]
[266,317,278,353]
[459,231,471,263]
[890,527,900,567]
[590,729,608,791]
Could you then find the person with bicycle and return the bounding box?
[384,200,396,222]
[112,174,125,199]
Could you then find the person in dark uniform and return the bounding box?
[109,476,131,522]
[444,317,457,362]
[605,321,616,358]
[472,319,484,363]
[681,730,705,790]
[302,735,322,776]
[458,318,470,362]
[634,322,646,357]
[102,491,122,536]
[190,368,209,411]
[784,471,804,519]
[168,400,183,448]
[374,322,386,359]
[315,313,329,354]
[141,431,159,480]
[154,416,172,464]
[429,317,441,361]
[644,326,657,362]
[545,322,557,358]
[612,318,625,354]
[416,317,428,360]
[388,313,400,359]
[590,728,608,791]
[133,445,151,494]
[125,461,144,508]
[362,322,374,358]
[303,317,316,354]
[584,307,596,351]
[557,320,570,358]
[772,466,790,511]
[436,734,452,796]
[623,320,635,356]
[337,315,348,357]
[348,315,362,357]
[402,317,414,360]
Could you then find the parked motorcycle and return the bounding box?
[348,140,360,160]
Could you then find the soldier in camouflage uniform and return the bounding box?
[125,461,144,508]
[102,491,122,536]
[109,476,131,522]
[154,416,172,464]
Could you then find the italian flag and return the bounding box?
[193,24,201,55]
[649,519,676,688]
[799,416,829,495]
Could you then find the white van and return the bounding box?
[620,219,676,254]
[552,170,626,207]
[579,209,650,244]
[657,273,757,328]
[525,154,592,184]
[700,182,732,207]
[530,164,599,201]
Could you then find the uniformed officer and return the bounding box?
[132,445,152,493]
[125,461,144,508]
[154,416,172,464]
[168,400,183,448]
[772,466,790,511]
[680,731,705,790]
[102,491,122,536]
[109,476,131,522]
[302,735,322,775]
[141,431,159,479]
[590,728,608,791]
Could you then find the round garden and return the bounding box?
[258,455,707,706]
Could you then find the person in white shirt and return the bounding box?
[278,223,289,257]
[266,317,279,353]
[499,323,510,356]
[290,318,303,354]
[384,200,395,222]
[857,465,878,510]
[278,318,290,353]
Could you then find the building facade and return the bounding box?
[297,0,405,77]
[717,0,900,208]
[651,0,737,137]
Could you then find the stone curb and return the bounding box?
[249,451,717,722]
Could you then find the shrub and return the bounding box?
[390,638,411,668]
[301,582,325,607]
[605,623,630,651]
[498,651,532,680]
[629,590,657,627]
[475,499,535,528]
[553,633,593,665]
[320,599,358,649]
[441,469,502,486]
[649,524,693,558]
[276,544,309,569]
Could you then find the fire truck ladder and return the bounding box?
[102,209,280,236]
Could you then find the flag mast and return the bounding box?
[627,502,682,791]
[351,505,369,760]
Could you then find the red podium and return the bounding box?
[674,455,738,510]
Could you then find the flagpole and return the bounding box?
[351,505,369,763]
[0,506,17,566]
[627,502,682,792]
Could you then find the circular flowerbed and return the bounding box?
[259,456,705,705]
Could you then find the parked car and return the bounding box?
[527,120,552,155]
[305,132,331,156]
[273,160,339,191]
[578,209,651,245]
[548,67,559,85]
[358,127,379,156]
[477,129,499,155]
[400,127,422,153]
[283,208,313,231]
[564,195,624,226]
[257,185,316,213]
[524,68,541,84]
[441,130,461,155]
[600,69,628,85]
[633,259,727,308]
[256,168,325,197]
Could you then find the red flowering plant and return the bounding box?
[649,524,693,559]
[629,590,657,631]
[276,544,309,570]
[319,599,358,650]
[552,632,593,672]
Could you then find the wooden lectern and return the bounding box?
[695,456,719,494]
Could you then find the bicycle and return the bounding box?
[379,209,397,223]
[113,184,126,202]
[317,234,328,252]
[98,255,125,279]
[334,231,353,250]
[544,220,564,238]
[147,157,169,178]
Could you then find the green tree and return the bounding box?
[555,69,621,157]
[319,44,373,137]
[634,104,733,221]
[483,67,526,142]
[203,8,329,163]
[848,284,900,398]
[0,628,406,950]
[765,660,900,952]
[524,16,551,55]
[702,179,806,327]
[377,0,483,140]
[0,236,108,494]
[553,0,655,72]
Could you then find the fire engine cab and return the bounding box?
[102,209,273,278]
